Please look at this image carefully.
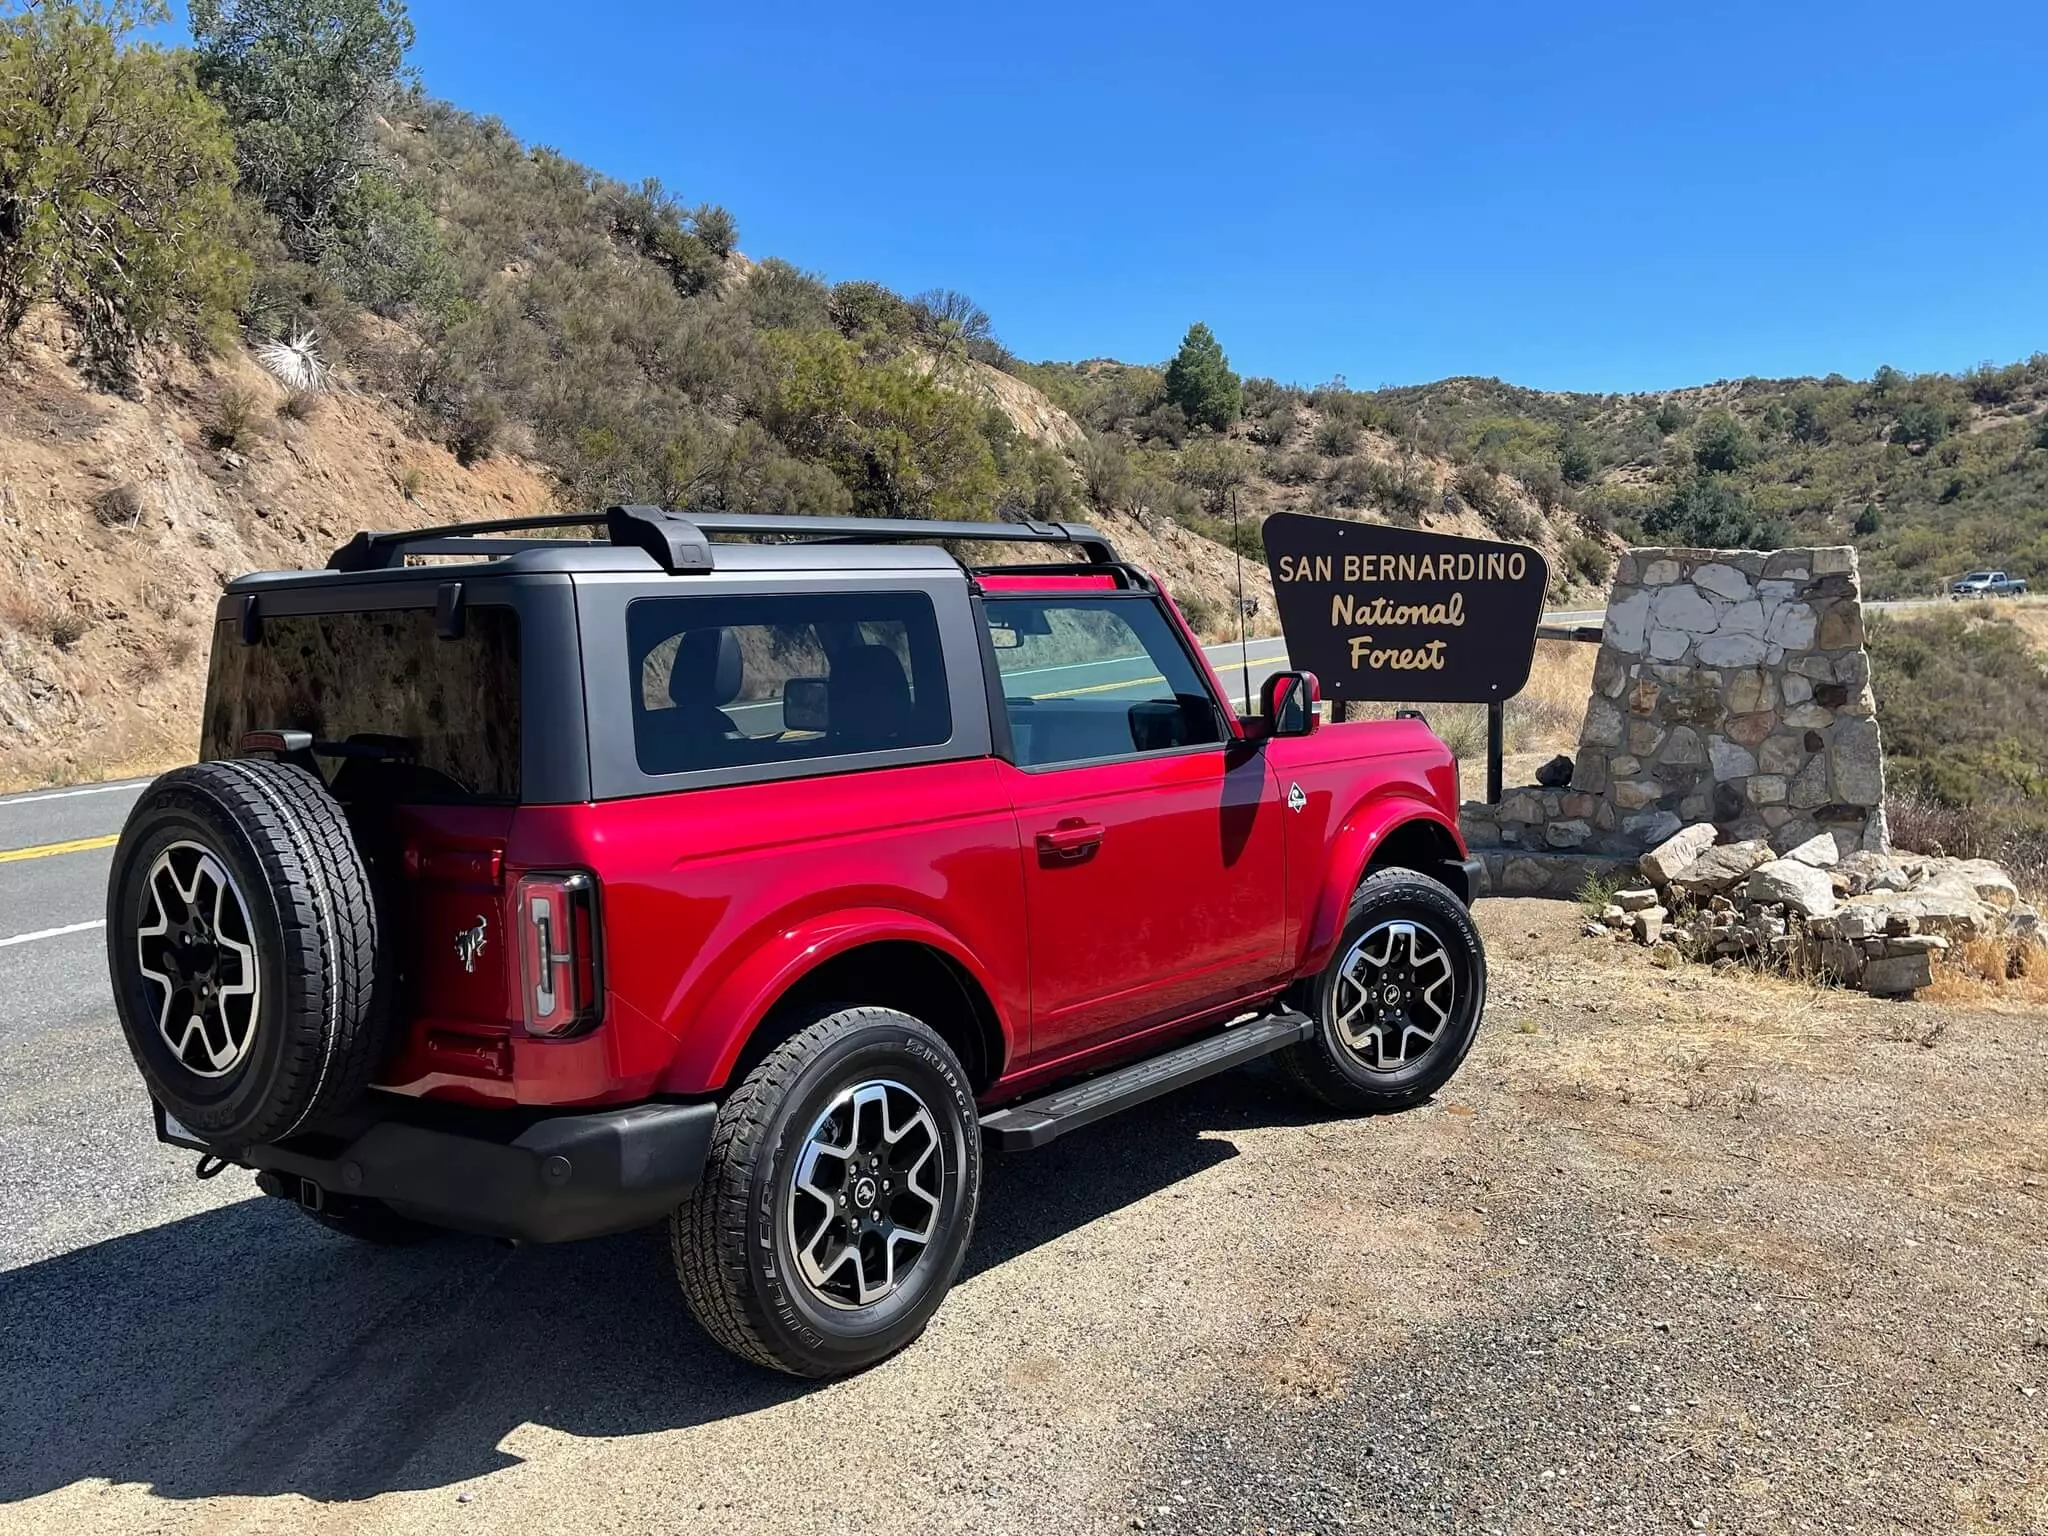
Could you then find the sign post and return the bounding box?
[1260,512,1550,800]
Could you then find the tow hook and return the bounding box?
[194,1153,231,1180]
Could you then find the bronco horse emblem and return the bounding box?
[454,914,489,974]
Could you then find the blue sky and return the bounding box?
[383,0,2040,391]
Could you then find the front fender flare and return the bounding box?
[655,907,1012,1095]
[1303,795,1466,975]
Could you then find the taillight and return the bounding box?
[516,871,603,1038]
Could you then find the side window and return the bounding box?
[984,597,1223,768]
[629,591,951,777]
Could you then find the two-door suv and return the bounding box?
[107,507,1487,1376]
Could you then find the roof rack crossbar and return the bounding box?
[326,507,1117,573]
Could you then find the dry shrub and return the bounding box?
[125,639,172,687]
[89,482,144,528]
[140,580,183,621]
[1887,787,2048,900]
[1,592,90,650]
[206,385,268,451]
[167,632,198,666]
[277,389,325,422]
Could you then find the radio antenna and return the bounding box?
[1232,487,1251,714]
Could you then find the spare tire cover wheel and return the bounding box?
[106,760,384,1150]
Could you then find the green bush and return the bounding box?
[0,1,248,380]
[1314,416,1359,456]
[1691,410,1759,474]
[322,168,453,317]
[1643,474,1781,549]
[741,258,831,332]
[1248,400,1296,446]
[1491,500,1542,543]
[1270,449,1320,485]
[1135,401,1189,446]
[1173,438,1253,513]
[830,280,916,348]
[1558,428,1597,483]
[191,0,413,263]
[1075,433,1133,512]
[1890,398,1950,450]
[1854,502,1881,536]
[1563,535,1611,586]
[1452,462,1500,514]
[1162,322,1241,432]
[758,328,998,521]
[1870,611,2048,881]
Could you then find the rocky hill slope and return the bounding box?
[0,311,554,790]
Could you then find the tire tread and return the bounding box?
[673,1007,975,1377]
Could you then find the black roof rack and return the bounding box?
[326,505,1119,574]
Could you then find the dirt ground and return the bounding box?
[4,898,2043,1535]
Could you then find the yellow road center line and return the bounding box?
[0,833,120,864]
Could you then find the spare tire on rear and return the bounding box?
[106,759,385,1151]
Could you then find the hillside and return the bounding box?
[1019,356,2048,604]
[0,311,554,788]
[1349,365,2048,600]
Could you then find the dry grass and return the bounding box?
[138,580,184,622]
[88,481,144,528]
[1988,595,2048,655]
[1347,639,1594,755]
[1922,933,2048,1006]
[1,591,90,650]
[1347,639,1596,798]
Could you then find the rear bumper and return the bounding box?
[172,1099,718,1244]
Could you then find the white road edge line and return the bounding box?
[0,919,106,949]
[0,779,149,807]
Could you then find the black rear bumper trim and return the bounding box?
[235,1100,719,1244]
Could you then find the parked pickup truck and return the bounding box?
[1952,570,2028,597]
[106,507,1485,1377]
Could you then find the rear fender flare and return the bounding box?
[1304,795,1466,973]
[656,908,1012,1095]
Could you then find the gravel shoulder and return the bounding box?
[3,899,2042,1535]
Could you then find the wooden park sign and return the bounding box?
[1261,512,1550,704]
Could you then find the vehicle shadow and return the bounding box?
[0,1068,1327,1506]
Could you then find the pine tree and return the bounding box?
[1162,322,1242,433]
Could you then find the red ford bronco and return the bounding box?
[106,508,1486,1376]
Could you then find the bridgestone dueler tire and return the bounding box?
[106,760,384,1152]
[673,1007,982,1378]
[1278,868,1487,1114]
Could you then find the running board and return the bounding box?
[980,1011,1315,1152]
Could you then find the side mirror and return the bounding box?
[1256,669,1321,738]
[782,677,829,733]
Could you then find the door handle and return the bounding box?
[1036,820,1106,857]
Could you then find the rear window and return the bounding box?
[200,607,521,801]
[628,591,950,777]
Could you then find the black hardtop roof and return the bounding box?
[320,506,1119,575]
[223,537,978,595]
